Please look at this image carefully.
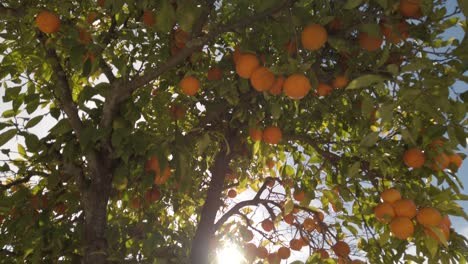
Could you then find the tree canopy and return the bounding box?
[0,0,467,263]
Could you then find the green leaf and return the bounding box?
[49,119,72,136]
[2,109,17,118]
[0,129,16,147]
[17,143,26,157]
[344,0,363,9]
[156,1,176,33]
[25,116,44,129]
[360,132,380,147]
[346,75,385,89]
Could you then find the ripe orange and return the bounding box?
[381,189,401,204]
[332,75,349,89]
[380,21,409,43]
[316,211,325,222]
[449,153,463,168]
[242,229,254,242]
[251,67,275,92]
[269,76,285,95]
[87,12,98,24]
[284,74,311,99]
[403,148,425,168]
[146,156,172,185]
[179,76,200,96]
[233,46,242,64]
[263,126,282,145]
[332,241,350,258]
[249,128,263,142]
[130,197,141,209]
[235,53,260,79]
[174,29,189,49]
[374,202,396,223]
[441,215,451,227]
[261,219,274,232]
[79,28,92,44]
[283,213,294,225]
[227,189,237,198]
[154,166,171,185]
[290,239,303,251]
[390,216,414,239]
[169,104,186,120]
[266,159,276,169]
[143,10,156,27]
[358,32,383,52]
[144,188,161,203]
[54,202,67,215]
[317,82,333,96]
[207,67,222,81]
[301,24,328,51]
[293,190,305,202]
[277,246,291,259]
[393,199,417,218]
[303,217,316,231]
[316,248,330,259]
[430,152,450,171]
[98,0,106,7]
[429,138,447,149]
[36,11,61,34]
[399,0,421,18]
[256,246,269,259]
[267,252,280,264]
[417,208,442,227]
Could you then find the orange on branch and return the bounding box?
[381,188,401,204]
[263,126,282,145]
[284,74,311,99]
[235,53,260,79]
[130,197,141,209]
[261,219,274,232]
[293,190,305,202]
[430,152,450,171]
[332,75,349,89]
[249,128,263,142]
[425,224,450,242]
[358,32,383,52]
[380,21,409,43]
[179,76,200,96]
[144,188,161,203]
[87,12,98,24]
[251,67,275,92]
[374,202,396,223]
[303,217,316,231]
[403,148,425,168]
[417,208,442,227]
[301,24,328,51]
[283,213,294,225]
[207,67,222,81]
[289,239,303,251]
[277,246,291,259]
[390,217,414,239]
[269,76,285,95]
[316,248,330,259]
[393,199,417,218]
[266,159,276,169]
[36,11,61,34]
[267,252,280,264]
[174,29,189,49]
[143,10,156,27]
[233,46,242,64]
[449,153,463,168]
[332,241,350,258]
[256,246,269,259]
[399,0,421,18]
[79,28,92,44]
[227,189,237,198]
[317,82,333,96]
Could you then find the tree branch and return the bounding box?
[0,4,23,18]
[0,170,49,191]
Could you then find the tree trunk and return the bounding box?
[81,154,113,264]
[190,148,231,264]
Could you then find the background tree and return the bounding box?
[0,0,467,263]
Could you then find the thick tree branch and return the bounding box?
[99,0,296,129]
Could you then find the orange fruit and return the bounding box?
[174,29,189,49]
[235,53,260,78]
[257,246,269,259]
[293,190,305,202]
[358,32,383,51]
[130,197,141,209]
[98,0,106,7]
[146,156,172,185]
[417,208,442,227]
[179,76,200,96]
[242,229,254,242]
[249,128,263,142]
[243,243,257,257]
[393,199,417,218]
[403,148,425,168]
[261,219,274,232]
[267,252,280,264]
[54,202,67,215]
[233,46,242,64]
[263,126,282,145]
[449,153,463,168]
[374,202,396,223]
[316,82,333,96]
[440,215,451,227]
[290,239,303,251]
[87,12,98,24]
[429,138,447,149]
[332,75,349,89]
[169,104,186,120]
[430,152,450,171]
[277,246,291,259]
[284,74,311,99]
[390,216,414,239]
[36,11,61,34]
[266,159,276,169]
[332,241,350,258]
[316,248,330,259]
[143,10,156,27]
[381,188,401,204]
[251,67,275,92]
[303,217,316,231]
[266,178,275,188]
[154,166,171,185]
[283,213,294,225]
[79,28,92,44]
[269,76,285,95]
[207,67,222,81]
[328,18,342,31]
[316,211,325,222]
[227,189,237,198]
[144,188,161,203]
[301,24,328,51]
[399,0,421,18]
[380,21,409,43]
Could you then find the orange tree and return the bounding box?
[0,0,467,263]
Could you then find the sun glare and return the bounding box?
[217,244,245,264]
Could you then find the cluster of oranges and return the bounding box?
[374,188,451,242]
[249,126,283,145]
[403,138,463,171]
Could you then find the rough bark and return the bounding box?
[190,147,231,264]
